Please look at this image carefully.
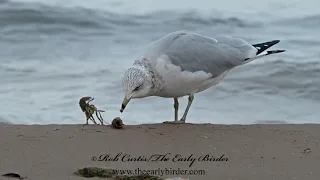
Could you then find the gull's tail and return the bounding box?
[244,40,285,62]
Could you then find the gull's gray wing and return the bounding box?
[140,31,259,78]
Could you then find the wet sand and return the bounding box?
[0,123,319,180]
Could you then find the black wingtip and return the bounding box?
[252,40,281,55]
[266,50,286,54]
[273,40,280,44]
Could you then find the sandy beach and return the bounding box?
[0,123,319,180]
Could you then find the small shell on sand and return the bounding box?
[111,117,124,129]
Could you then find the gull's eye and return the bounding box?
[133,85,141,91]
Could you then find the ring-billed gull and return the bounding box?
[119,31,285,123]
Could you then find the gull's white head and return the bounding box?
[120,66,153,113]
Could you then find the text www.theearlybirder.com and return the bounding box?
[111,168,206,176]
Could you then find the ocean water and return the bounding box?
[0,0,319,125]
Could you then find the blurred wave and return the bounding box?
[0,0,319,124]
[0,1,260,36]
[272,14,320,27]
[1,0,319,33]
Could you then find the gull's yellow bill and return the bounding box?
[120,97,131,113]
